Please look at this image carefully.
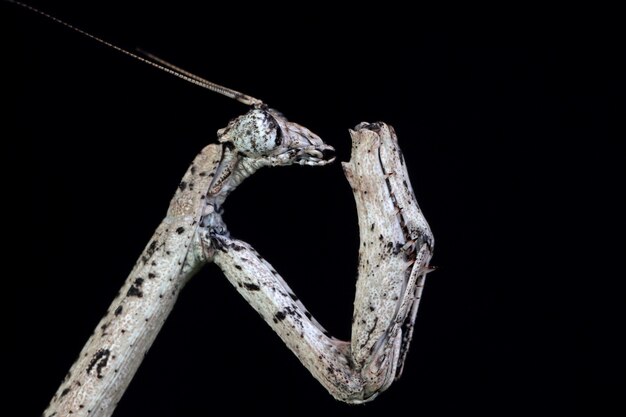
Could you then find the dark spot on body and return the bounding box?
[393,242,403,255]
[371,223,375,231]
[148,273,156,279]
[60,388,70,397]
[179,181,187,191]
[243,283,260,291]
[114,306,123,316]
[199,171,207,176]
[127,278,144,297]
[176,227,185,234]
[274,311,287,322]
[86,349,110,378]
[142,240,159,264]
[234,264,242,270]
[362,317,380,350]
[190,165,196,174]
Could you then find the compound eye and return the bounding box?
[232,108,281,157]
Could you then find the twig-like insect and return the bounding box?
[10,2,434,416]
[213,122,435,402]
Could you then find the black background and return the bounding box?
[5,2,624,416]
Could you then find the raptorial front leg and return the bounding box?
[211,235,366,402]
[210,122,434,403]
[343,122,434,392]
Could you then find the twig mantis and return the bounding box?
[9,2,434,416]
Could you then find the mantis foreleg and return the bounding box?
[209,122,434,403]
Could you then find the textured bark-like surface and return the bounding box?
[42,102,335,416]
[212,235,365,402]
[343,123,434,392]
[43,145,223,417]
[212,122,434,403]
[42,119,432,413]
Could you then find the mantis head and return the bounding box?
[217,106,335,167]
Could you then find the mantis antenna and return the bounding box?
[7,0,264,106]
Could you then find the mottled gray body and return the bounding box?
[13,4,434,412]
[44,145,221,416]
[43,106,335,417]
[43,119,434,416]
[210,123,434,403]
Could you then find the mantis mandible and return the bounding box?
[9,2,435,416]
